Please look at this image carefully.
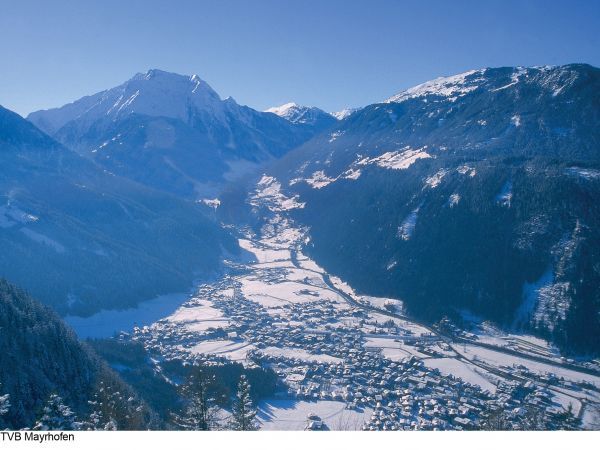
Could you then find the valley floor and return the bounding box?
[77,176,600,430]
[124,205,600,430]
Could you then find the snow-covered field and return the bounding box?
[258,399,371,431]
[364,336,431,360]
[167,299,230,332]
[239,238,291,263]
[295,254,324,273]
[458,344,600,387]
[240,278,338,309]
[424,357,498,393]
[366,312,432,337]
[185,339,256,362]
[236,233,354,318]
[363,296,404,312]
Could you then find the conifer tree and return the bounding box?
[0,383,9,417]
[229,375,258,431]
[34,394,81,430]
[85,388,118,431]
[521,405,547,430]
[174,369,218,430]
[555,403,581,430]
[89,380,148,430]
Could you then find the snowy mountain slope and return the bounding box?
[383,68,486,103]
[233,64,600,354]
[0,279,154,429]
[29,70,224,134]
[28,70,326,199]
[0,104,235,316]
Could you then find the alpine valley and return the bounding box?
[1,64,600,431]
[251,64,600,355]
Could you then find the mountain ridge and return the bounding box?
[27,70,330,199]
[1,103,235,316]
[234,63,600,354]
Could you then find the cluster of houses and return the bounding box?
[129,269,589,431]
[253,346,496,430]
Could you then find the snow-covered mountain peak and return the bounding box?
[28,69,226,134]
[133,68,173,80]
[100,70,225,125]
[265,102,334,126]
[266,102,300,117]
[331,107,360,120]
[124,68,221,104]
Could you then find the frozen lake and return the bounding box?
[65,292,188,339]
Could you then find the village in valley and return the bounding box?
[129,176,600,431]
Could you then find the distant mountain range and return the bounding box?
[239,64,600,354]
[28,70,334,199]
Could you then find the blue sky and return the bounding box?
[1,0,599,116]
